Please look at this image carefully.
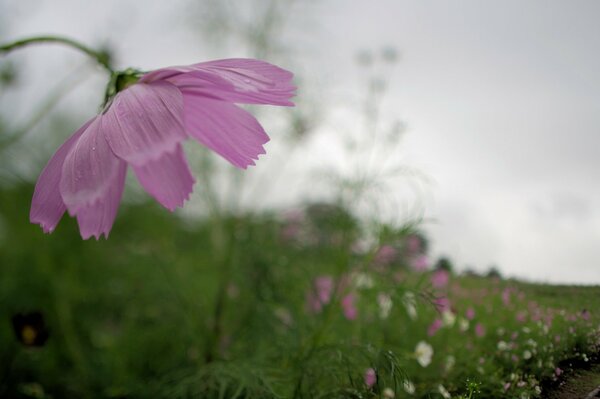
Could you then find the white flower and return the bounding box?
[414,341,434,367]
[438,384,451,399]
[526,339,537,348]
[458,317,469,332]
[403,380,415,395]
[442,311,456,327]
[445,355,456,372]
[403,292,418,320]
[522,327,531,334]
[523,350,532,360]
[497,340,509,351]
[383,387,395,398]
[353,272,374,289]
[378,293,393,319]
[497,327,506,336]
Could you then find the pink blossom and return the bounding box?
[502,288,511,306]
[342,293,358,320]
[431,269,449,288]
[374,245,397,265]
[465,307,476,320]
[581,309,591,321]
[434,296,451,313]
[475,323,486,337]
[307,276,334,313]
[555,367,563,377]
[364,367,376,388]
[406,235,421,254]
[516,311,527,323]
[30,59,295,239]
[410,255,429,271]
[428,318,443,336]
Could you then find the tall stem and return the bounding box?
[0,35,113,73]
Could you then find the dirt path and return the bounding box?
[546,365,600,399]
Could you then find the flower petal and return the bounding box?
[30,118,94,233]
[142,58,295,106]
[132,144,195,211]
[60,117,126,216]
[75,163,126,240]
[102,81,187,166]
[182,93,270,169]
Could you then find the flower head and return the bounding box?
[364,367,376,388]
[30,59,295,239]
[414,341,433,367]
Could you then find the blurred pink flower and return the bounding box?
[516,311,527,323]
[555,367,563,377]
[475,323,486,338]
[581,309,591,321]
[410,255,429,271]
[342,293,358,320]
[431,269,449,288]
[501,288,511,306]
[503,382,511,391]
[434,296,451,313]
[406,235,421,254]
[364,367,376,388]
[428,318,443,336]
[30,59,295,239]
[374,245,397,265]
[465,307,476,320]
[307,276,334,313]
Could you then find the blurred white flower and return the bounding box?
[403,292,418,320]
[438,384,451,399]
[522,327,531,334]
[353,272,374,289]
[383,387,395,398]
[497,341,509,351]
[403,380,415,395]
[442,311,456,327]
[458,317,470,332]
[445,355,456,372]
[415,341,433,367]
[378,293,393,319]
[523,350,532,360]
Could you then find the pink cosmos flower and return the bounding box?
[364,367,376,388]
[431,269,449,288]
[410,254,429,271]
[341,293,358,320]
[374,244,397,265]
[30,59,295,239]
[475,323,486,337]
[465,307,475,320]
[306,275,334,313]
[427,318,443,336]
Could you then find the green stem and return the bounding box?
[0,35,113,73]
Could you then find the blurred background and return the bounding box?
[1,0,600,283]
[1,1,600,398]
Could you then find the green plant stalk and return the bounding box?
[0,35,113,73]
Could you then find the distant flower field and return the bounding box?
[1,186,599,399]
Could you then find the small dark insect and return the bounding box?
[11,312,49,347]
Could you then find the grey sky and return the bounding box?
[2,0,600,283]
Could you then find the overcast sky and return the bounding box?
[2,0,600,284]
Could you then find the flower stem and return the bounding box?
[0,35,113,73]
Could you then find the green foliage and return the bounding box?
[0,184,599,399]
